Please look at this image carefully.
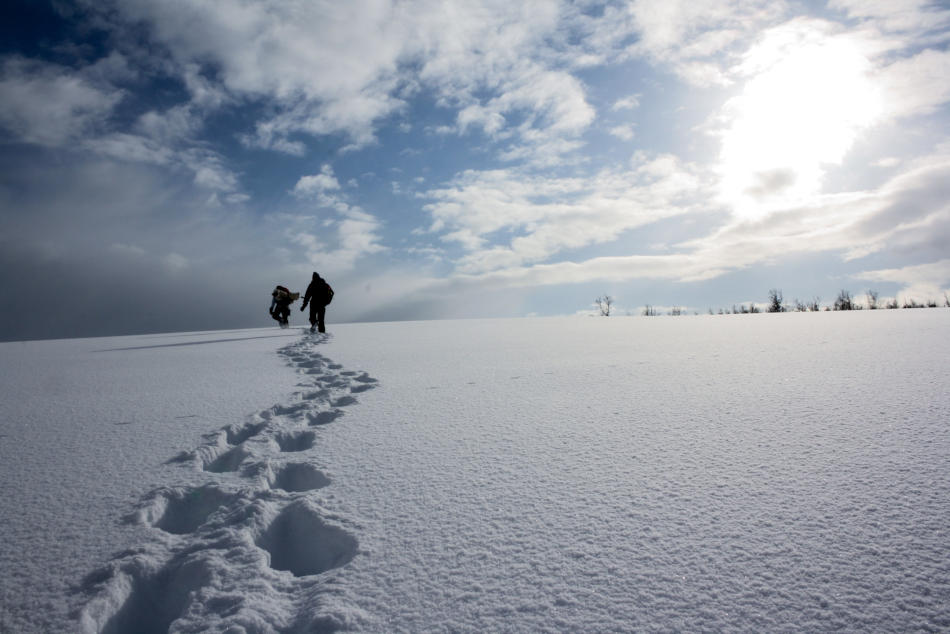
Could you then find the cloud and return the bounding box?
[624,0,788,86]
[164,252,189,272]
[611,94,641,111]
[90,0,409,149]
[876,49,950,121]
[410,147,950,295]
[0,58,123,146]
[110,243,146,257]
[609,124,636,140]
[422,153,712,274]
[292,165,342,200]
[828,0,950,37]
[80,0,603,164]
[857,259,950,303]
[288,216,385,275]
[287,165,387,272]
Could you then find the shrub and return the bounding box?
[767,289,785,313]
[833,289,854,311]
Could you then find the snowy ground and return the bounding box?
[1,312,948,632]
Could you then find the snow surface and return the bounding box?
[1,312,949,632]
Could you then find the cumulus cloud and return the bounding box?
[286,165,386,272]
[78,0,603,163]
[288,214,386,275]
[292,165,341,199]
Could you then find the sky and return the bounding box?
[1,0,949,340]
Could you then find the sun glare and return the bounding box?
[718,26,882,220]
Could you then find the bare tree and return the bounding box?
[808,297,821,311]
[945,292,950,308]
[642,304,657,316]
[793,298,807,312]
[866,290,879,310]
[595,295,614,316]
[834,289,854,311]
[767,289,785,313]
[886,296,900,309]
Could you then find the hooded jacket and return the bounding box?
[302,273,333,306]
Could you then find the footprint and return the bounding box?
[271,402,309,417]
[204,446,250,473]
[331,395,357,408]
[353,373,378,384]
[306,409,343,426]
[256,503,357,577]
[152,486,233,535]
[301,389,329,401]
[225,422,265,445]
[95,549,214,634]
[350,383,376,394]
[274,431,316,453]
[270,463,330,493]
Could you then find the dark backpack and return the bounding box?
[324,282,334,305]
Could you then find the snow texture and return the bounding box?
[1,312,949,632]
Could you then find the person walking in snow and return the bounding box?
[300,272,334,333]
[269,285,299,327]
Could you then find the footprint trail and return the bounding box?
[77,332,378,632]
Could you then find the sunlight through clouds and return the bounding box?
[717,20,883,219]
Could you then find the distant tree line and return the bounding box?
[626,289,950,316]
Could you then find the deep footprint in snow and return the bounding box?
[331,395,358,408]
[301,389,329,401]
[271,402,310,417]
[257,503,357,577]
[270,463,331,493]
[274,430,316,453]
[204,445,251,473]
[307,409,343,426]
[225,421,265,445]
[152,486,233,535]
[96,549,213,634]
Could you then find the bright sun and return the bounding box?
[718,23,882,219]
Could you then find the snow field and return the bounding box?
[312,312,950,631]
[1,311,949,632]
[0,329,302,632]
[75,332,381,632]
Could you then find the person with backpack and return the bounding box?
[300,272,334,333]
[269,285,299,327]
